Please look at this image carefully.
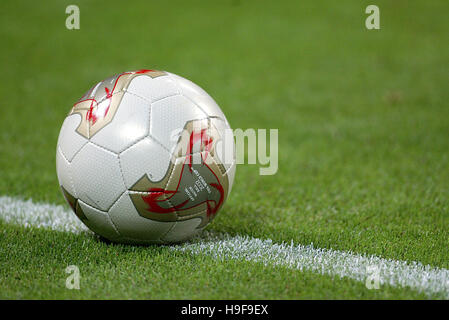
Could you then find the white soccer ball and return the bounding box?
[56,69,236,244]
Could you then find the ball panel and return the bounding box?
[70,143,125,211]
[119,137,171,189]
[118,237,164,245]
[211,117,235,168]
[150,95,207,153]
[168,72,227,120]
[126,74,179,103]
[209,117,236,198]
[225,161,236,197]
[56,147,77,199]
[90,92,150,154]
[161,218,202,243]
[108,192,174,241]
[57,114,88,162]
[77,200,121,241]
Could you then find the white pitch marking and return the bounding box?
[175,232,449,298]
[0,195,448,298]
[0,196,87,233]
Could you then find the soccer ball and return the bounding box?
[56,69,236,244]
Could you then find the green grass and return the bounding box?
[0,221,431,299]
[0,0,448,299]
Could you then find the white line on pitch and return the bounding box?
[0,196,88,233]
[0,195,448,298]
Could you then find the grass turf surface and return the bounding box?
[0,0,448,299]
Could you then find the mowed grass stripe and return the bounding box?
[1,195,448,298]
